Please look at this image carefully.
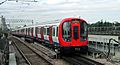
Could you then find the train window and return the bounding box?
[56,27,58,37]
[22,29,24,33]
[27,28,29,35]
[74,26,78,39]
[23,29,24,32]
[119,37,120,40]
[52,28,55,36]
[31,28,33,34]
[80,22,87,41]
[23,29,24,34]
[72,19,80,23]
[35,27,38,35]
[17,30,19,34]
[43,27,46,35]
[26,28,27,34]
[62,22,71,42]
[37,27,39,34]
[47,28,49,35]
[21,29,22,33]
[28,28,30,34]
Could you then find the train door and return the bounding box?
[26,28,27,36]
[52,26,59,46]
[17,30,19,35]
[49,26,53,44]
[33,27,36,38]
[37,27,41,39]
[44,27,48,43]
[71,20,80,46]
[28,28,30,36]
[40,27,44,42]
[31,27,34,39]
[35,27,38,40]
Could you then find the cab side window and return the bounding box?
[62,22,71,42]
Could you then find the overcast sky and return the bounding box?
[0,0,120,23]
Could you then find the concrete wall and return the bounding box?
[88,34,119,44]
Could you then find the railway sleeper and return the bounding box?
[31,43,58,59]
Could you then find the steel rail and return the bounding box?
[75,53,104,65]
[12,37,54,65]
[62,54,104,65]
[12,40,32,65]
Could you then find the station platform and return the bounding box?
[9,41,16,65]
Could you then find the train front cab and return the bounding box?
[59,18,88,53]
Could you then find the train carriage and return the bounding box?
[12,17,88,53]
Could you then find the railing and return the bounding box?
[107,38,120,62]
[88,37,120,62]
[88,37,111,53]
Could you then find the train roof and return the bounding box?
[12,17,86,31]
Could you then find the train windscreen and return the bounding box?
[80,22,87,41]
[62,22,71,42]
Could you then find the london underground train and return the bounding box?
[12,18,88,53]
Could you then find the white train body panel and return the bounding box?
[37,34,41,38]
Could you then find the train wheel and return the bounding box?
[54,47,61,58]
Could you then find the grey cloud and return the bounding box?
[0,0,120,23]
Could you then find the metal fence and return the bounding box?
[88,37,120,62]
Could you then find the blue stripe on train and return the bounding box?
[53,41,60,46]
[44,39,50,43]
[44,39,60,46]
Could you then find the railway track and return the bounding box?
[12,42,29,65]
[62,53,104,65]
[11,38,52,65]
[10,36,105,65]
